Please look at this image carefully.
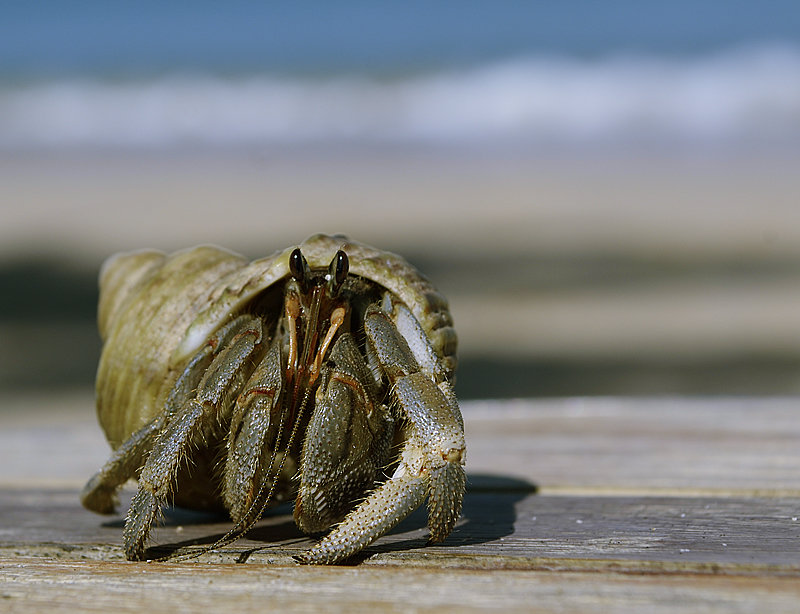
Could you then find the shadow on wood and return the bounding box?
[134,473,537,562]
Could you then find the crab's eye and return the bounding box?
[328,250,349,294]
[289,248,310,292]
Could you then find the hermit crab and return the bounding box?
[81,233,465,564]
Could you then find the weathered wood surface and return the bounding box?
[2,392,800,613]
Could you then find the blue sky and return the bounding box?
[2,0,800,77]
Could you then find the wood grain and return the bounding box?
[2,393,800,612]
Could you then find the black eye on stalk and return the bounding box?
[328,250,349,295]
[289,248,310,293]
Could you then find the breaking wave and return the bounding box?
[2,45,799,150]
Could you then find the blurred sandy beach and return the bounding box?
[2,147,800,397]
[4,148,800,261]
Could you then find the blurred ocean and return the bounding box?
[2,0,799,152]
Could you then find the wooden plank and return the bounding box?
[3,393,800,612]
[2,394,800,570]
[3,488,800,571]
[0,393,107,489]
[464,397,800,494]
[3,558,800,614]
[3,393,800,493]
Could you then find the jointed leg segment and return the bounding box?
[223,340,283,524]
[121,315,265,560]
[295,300,465,564]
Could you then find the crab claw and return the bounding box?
[294,432,465,565]
[294,304,466,564]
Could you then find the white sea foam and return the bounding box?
[1,45,799,150]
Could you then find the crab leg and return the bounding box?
[80,414,165,515]
[124,316,263,560]
[366,302,466,542]
[222,339,283,523]
[80,321,231,515]
[295,303,465,564]
[294,455,428,564]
